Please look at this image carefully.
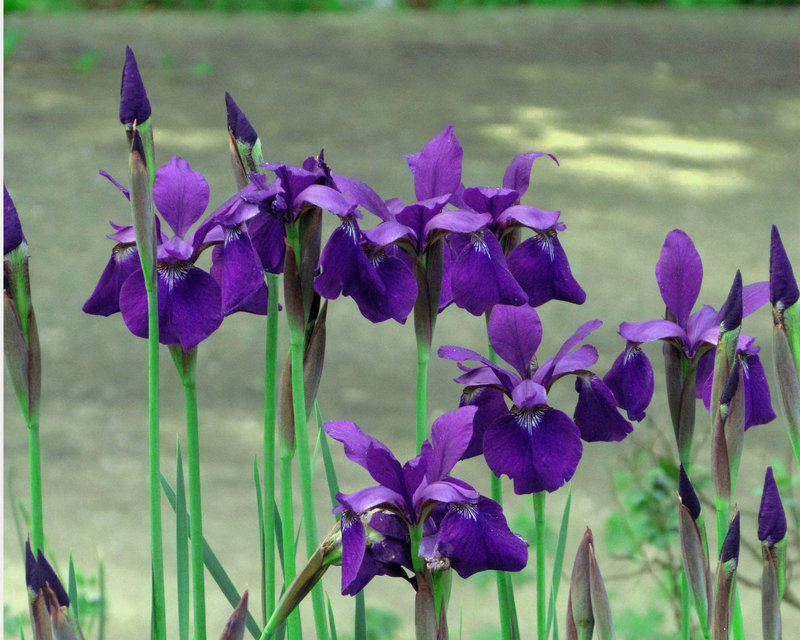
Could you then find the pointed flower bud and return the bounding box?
[720,512,740,567]
[225,92,258,147]
[567,528,594,640]
[712,512,740,640]
[219,591,248,640]
[679,465,701,521]
[718,271,743,334]
[25,541,69,608]
[119,46,151,127]
[769,225,799,312]
[758,467,786,545]
[4,185,25,256]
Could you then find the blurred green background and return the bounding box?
[4,4,800,640]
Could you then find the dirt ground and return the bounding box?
[4,7,800,639]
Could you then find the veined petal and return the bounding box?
[656,229,702,327]
[210,230,265,316]
[458,387,508,459]
[449,232,527,316]
[341,513,367,594]
[603,344,654,421]
[412,125,463,202]
[573,375,634,442]
[83,245,141,316]
[248,211,286,274]
[152,157,210,238]
[161,265,223,351]
[488,304,542,378]
[507,233,585,308]
[483,407,582,494]
[369,246,417,323]
[435,497,528,578]
[315,223,370,301]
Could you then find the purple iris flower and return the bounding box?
[85,158,229,351]
[439,304,632,494]
[325,406,527,594]
[607,229,771,421]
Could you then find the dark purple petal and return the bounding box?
[83,245,141,316]
[487,304,542,378]
[483,407,583,495]
[438,345,521,393]
[315,222,378,300]
[414,478,479,509]
[341,512,367,594]
[117,269,150,340]
[295,184,358,218]
[434,497,528,578]
[225,92,258,146]
[741,351,776,429]
[152,157,210,238]
[573,375,633,442]
[718,271,743,333]
[395,196,450,253]
[423,406,477,481]
[511,379,548,409]
[619,319,685,344]
[720,512,740,564]
[4,186,25,255]
[247,210,286,274]
[603,343,654,421]
[449,232,527,316]
[411,126,463,202]
[119,46,151,125]
[458,387,508,459]
[423,211,490,238]
[770,225,799,310]
[534,319,602,389]
[758,467,786,544]
[332,173,393,221]
[742,281,770,318]
[369,246,417,323]
[507,233,585,308]
[656,229,702,327]
[338,486,406,515]
[461,187,519,219]
[365,444,408,497]
[362,220,416,249]
[502,151,558,196]
[209,230,265,316]
[25,543,69,607]
[679,465,702,521]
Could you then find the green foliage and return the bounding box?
[612,606,676,640]
[362,607,400,640]
[71,48,102,72]
[4,28,23,58]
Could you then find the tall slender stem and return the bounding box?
[181,350,206,640]
[289,328,329,640]
[263,273,280,621]
[415,339,430,454]
[533,492,546,640]
[680,572,691,640]
[145,281,166,640]
[279,447,300,638]
[27,418,44,554]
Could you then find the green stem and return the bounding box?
[714,495,729,555]
[731,592,745,640]
[145,280,166,640]
[27,418,44,554]
[181,351,206,640]
[415,340,430,454]
[264,273,280,621]
[533,492,546,640]
[289,329,329,640]
[279,447,300,639]
[491,473,511,640]
[680,571,690,640]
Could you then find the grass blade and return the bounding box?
[68,551,81,635]
[161,473,261,639]
[546,483,572,640]
[326,594,338,640]
[316,402,340,514]
[254,458,267,625]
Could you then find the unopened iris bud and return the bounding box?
[718,271,743,336]
[758,467,786,546]
[678,466,711,637]
[678,464,701,521]
[566,528,594,640]
[769,225,799,315]
[119,46,151,129]
[758,467,786,640]
[220,591,248,640]
[225,92,263,189]
[4,185,25,256]
[712,512,740,640]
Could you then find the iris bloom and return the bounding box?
[439,304,632,494]
[325,406,527,595]
[607,229,772,425]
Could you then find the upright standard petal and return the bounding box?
[483,407,583,494]
[423,406,477,481]
[434,497,528,578]
[656,229,702,327]
[411,125,463,202]
[502,151,558,197]
[507,232,585,308]
[152,157,210,238]
[487,304,542,380]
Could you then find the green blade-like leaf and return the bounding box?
[176,440,190,640]
[547,483,572,640]
[254,458,267,626]
[96,553,105,640]
[326,595,338,640]
[68,552,80,635]
[160,473,261,640]
[316,402,341,515]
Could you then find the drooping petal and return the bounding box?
[458,387,508,459]
[483,407,583,495]
[368,245,417,323]
[487,304,543,379]
[152,157,210,238]
[619,319,685,344]
[160,265,223,351]
[315,222,375,301]
[449,232,527,316]
[573,375,633,442]
[507,233,586,308]
[209,229,266,316]
[603,343,654,421]
[502,151,558,196]
[534,319,602,388]
[83,245,141,316]
[340,512,367,594]
[741,351,776,429]
[496,205,560,232]
[338,486,406,515]
[411,125,463,202]
[247,210,286,274]
[332,173,393,221]
[325,421,393,471]
[434,497,528,578]
[656,229,702,327]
